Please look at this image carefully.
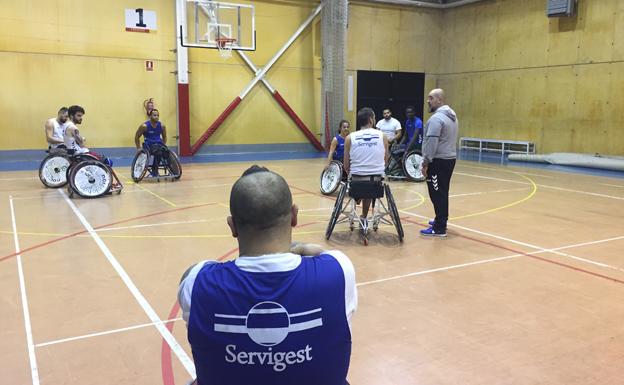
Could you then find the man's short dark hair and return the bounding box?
[357,107,375,130]
[58,107,68,114]
[383,108,391,113]
[68,105,85,117]
[149,109,159,116]
[230,165,292,230]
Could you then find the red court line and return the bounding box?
[161,247,239,385]
[401,217,624,285]
[161,302,180,385]
[289,184,336,201]
[0,202,218,263]
[162,216,624,385]
[295,221,323,228]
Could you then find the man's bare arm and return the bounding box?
[135,124,146,149]
[343,135,352,175]
[383,135,390,164]
[44,119,63,144]
[161,124,167,145]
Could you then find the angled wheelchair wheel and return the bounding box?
[404,151,426,182]
[131,150,149,182]
[325,182,347,240]
[39,154,71,188]
[320,161,343,195]
[165,150,182,180]
[385,184,404,242]
[69,160,112,198]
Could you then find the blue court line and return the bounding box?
[1,146,622,180]
[0,144,325,172]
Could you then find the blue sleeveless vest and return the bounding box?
[188,254,351,385]
[334,134,345,160]
[143,120,163,145]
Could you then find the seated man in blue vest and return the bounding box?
[134,109,168,177]
[178,165,357,385]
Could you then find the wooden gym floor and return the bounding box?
[1,158,623,385]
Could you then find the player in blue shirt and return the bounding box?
[134,109,167,176]
[326,119,350,166]
[178,165,357,385]
[400,105,423,152]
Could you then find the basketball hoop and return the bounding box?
[215,37,236,58]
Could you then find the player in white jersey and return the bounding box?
[44,107,70,149]
[344,107,389,220]
[64,105,90,154]
[376,108,402,144]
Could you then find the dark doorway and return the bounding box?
[356,70,425,127]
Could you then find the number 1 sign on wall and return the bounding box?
[125,8,157,33]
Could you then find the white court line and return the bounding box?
[458,164,556,179]
[9,196,40,385]
[357,233,624,287]
[400,208,624,274]
[507,171,555,179]
[35,317,182,348]
[299,207,332,212]
[59,190,196,377]
[97,219,212,232]
[401,187,528,202]
[456,171,624,201]
[0,176,38,181]
[30,231,624,348]
[449,187,529,198]
[357,254,521,287]
[455,172,533,185]
[538,184,624,201]
[600,183,624,188]
[11,192,62,200]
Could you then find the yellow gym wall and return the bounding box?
[0,0,177,150]
[186,0,323,146]
[437,0,624,155]
[5,1,623,154]
[346,2,442,127]
[0,0,439,151]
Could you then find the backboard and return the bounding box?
[180,0,256,51]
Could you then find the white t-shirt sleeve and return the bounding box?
[325,250,357,328]
[394,118,402,131]
[178,260,217,324]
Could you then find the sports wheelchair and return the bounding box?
[320,160,346,195]
[385,144,426,182]
[39,148,71,188]
[65,151,124,198]
[325,176,404,245]
[131,144,182,183]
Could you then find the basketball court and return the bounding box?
[2,157,624,384]
[3,0,624,384]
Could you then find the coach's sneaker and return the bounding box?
[420,226,447,237]
[428,219,435,226]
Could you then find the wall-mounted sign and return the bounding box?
[125,8,157,33]
[145,60,154,71]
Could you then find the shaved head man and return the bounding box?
[427,88,446,112]
[178,165,357,385]
[227,165,298,254]
[420,88,458,237]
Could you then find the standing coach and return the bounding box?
[420,89,458,237]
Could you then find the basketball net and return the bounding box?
[216,38,236,58]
